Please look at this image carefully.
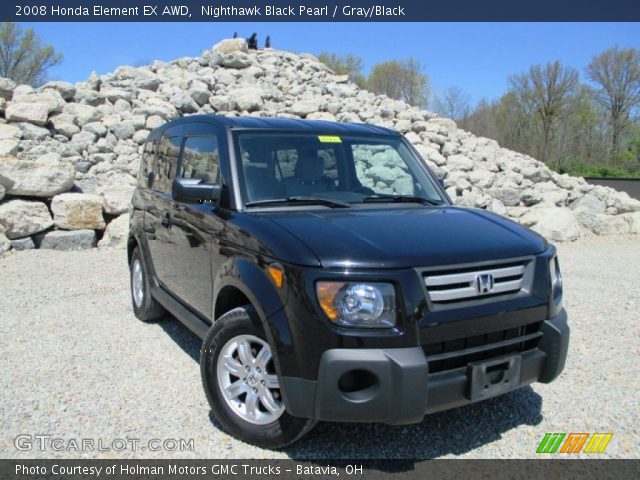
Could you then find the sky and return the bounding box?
[29,22,640,104]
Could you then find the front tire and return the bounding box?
[200,306,315,448]
[130,247,165,321]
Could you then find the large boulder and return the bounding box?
[0,199,53,239]
[99,184,135,215]
[13,90,66,114]
[230,87,263,112]
[51,193,105,230]
[37,229,96,250]
[520,207,582,242]
[39,81,77,101]
[0,157,75,197]
[5,102,50,125]
[212,38,248,54]
[0,124,21,140]
[98,214,129,248]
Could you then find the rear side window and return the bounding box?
[180,136,220,184]
[154,135,181,193]
[139,141,157,187]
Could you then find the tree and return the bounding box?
[509,61,578,165]
[0,22,62,86]
[317,52,367,88]
[432,86,471,126]
[367,57,429,107]
[587,46,640,160]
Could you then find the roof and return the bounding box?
[153,114,400,137]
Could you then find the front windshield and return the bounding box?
[235,133,445,207]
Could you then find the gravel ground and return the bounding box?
[1,236,638,459]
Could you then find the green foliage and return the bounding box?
[0,22,63,86]
[317,52,429,107]
[367,57,429,107]
[317,52,367,88]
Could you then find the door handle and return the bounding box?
[161,212,172,229]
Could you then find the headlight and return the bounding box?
[316,282,396,328]
[550,256,563,307]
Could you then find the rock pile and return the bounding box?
[1,38,639,253]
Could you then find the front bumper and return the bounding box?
[280,309,569,424]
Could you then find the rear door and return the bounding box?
[144,125,183,289]
[160,122,225,319]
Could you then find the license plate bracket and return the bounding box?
[467,354,522,401]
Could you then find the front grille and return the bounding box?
[423,322,542,374]
[423,259,531,305]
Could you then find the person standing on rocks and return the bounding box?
[247,33,258,50]
[265,35,271,48]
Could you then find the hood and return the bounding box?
[266,206,547,269]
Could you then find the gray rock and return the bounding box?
[0,199,54,239]
[110,121,135,140]
[486,198,508,216]
[0,183,4,201]
[212,38,248,54]
[132,75,162,91]
[230,88,263,112]
[0,232,9,252]
[290,99,323,117]
[520,207,582,242]
[5,102,50,125]
[51,193,105,230]
[10,236,35,250]
[38,229,96,250]
[39,81,76,101]
[74,88,105,106]
[171,91,199,113]
[491,185,521,207]
[17,122,50,140]
[0,124,21,140]
[100,184,135,215]
[222,52,253,69]
[13,89,66,114]
[145,115,164,130]
[0,158,75,197]
[49,113,80,137]
[446,154,474,171]
[83,122,108,137]
[570,193,606,214]
[70,130,97,152]
[98,214,129,248]
[0,77,16,100]
[0,139,19,155]
[62,103,100,126]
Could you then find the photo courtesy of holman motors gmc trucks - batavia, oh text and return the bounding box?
[127,115,569,448]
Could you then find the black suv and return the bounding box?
[128,115,569,448]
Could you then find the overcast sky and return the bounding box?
[30,22,640,104]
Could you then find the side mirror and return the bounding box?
[172,178,221,204]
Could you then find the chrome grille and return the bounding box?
[423,260,530,304]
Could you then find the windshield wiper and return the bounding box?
[362,194,443,206]
[245,196,351,208]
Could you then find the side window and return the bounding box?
[351,143,416,195]
[154,135,181,193]
[139,140,157,187]
[180,136,220,184]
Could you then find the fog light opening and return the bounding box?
[337,369,379,401]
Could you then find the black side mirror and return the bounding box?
[172,178,221,204]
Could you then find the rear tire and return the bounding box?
[130,247,165,321]
[200,305,316,448]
